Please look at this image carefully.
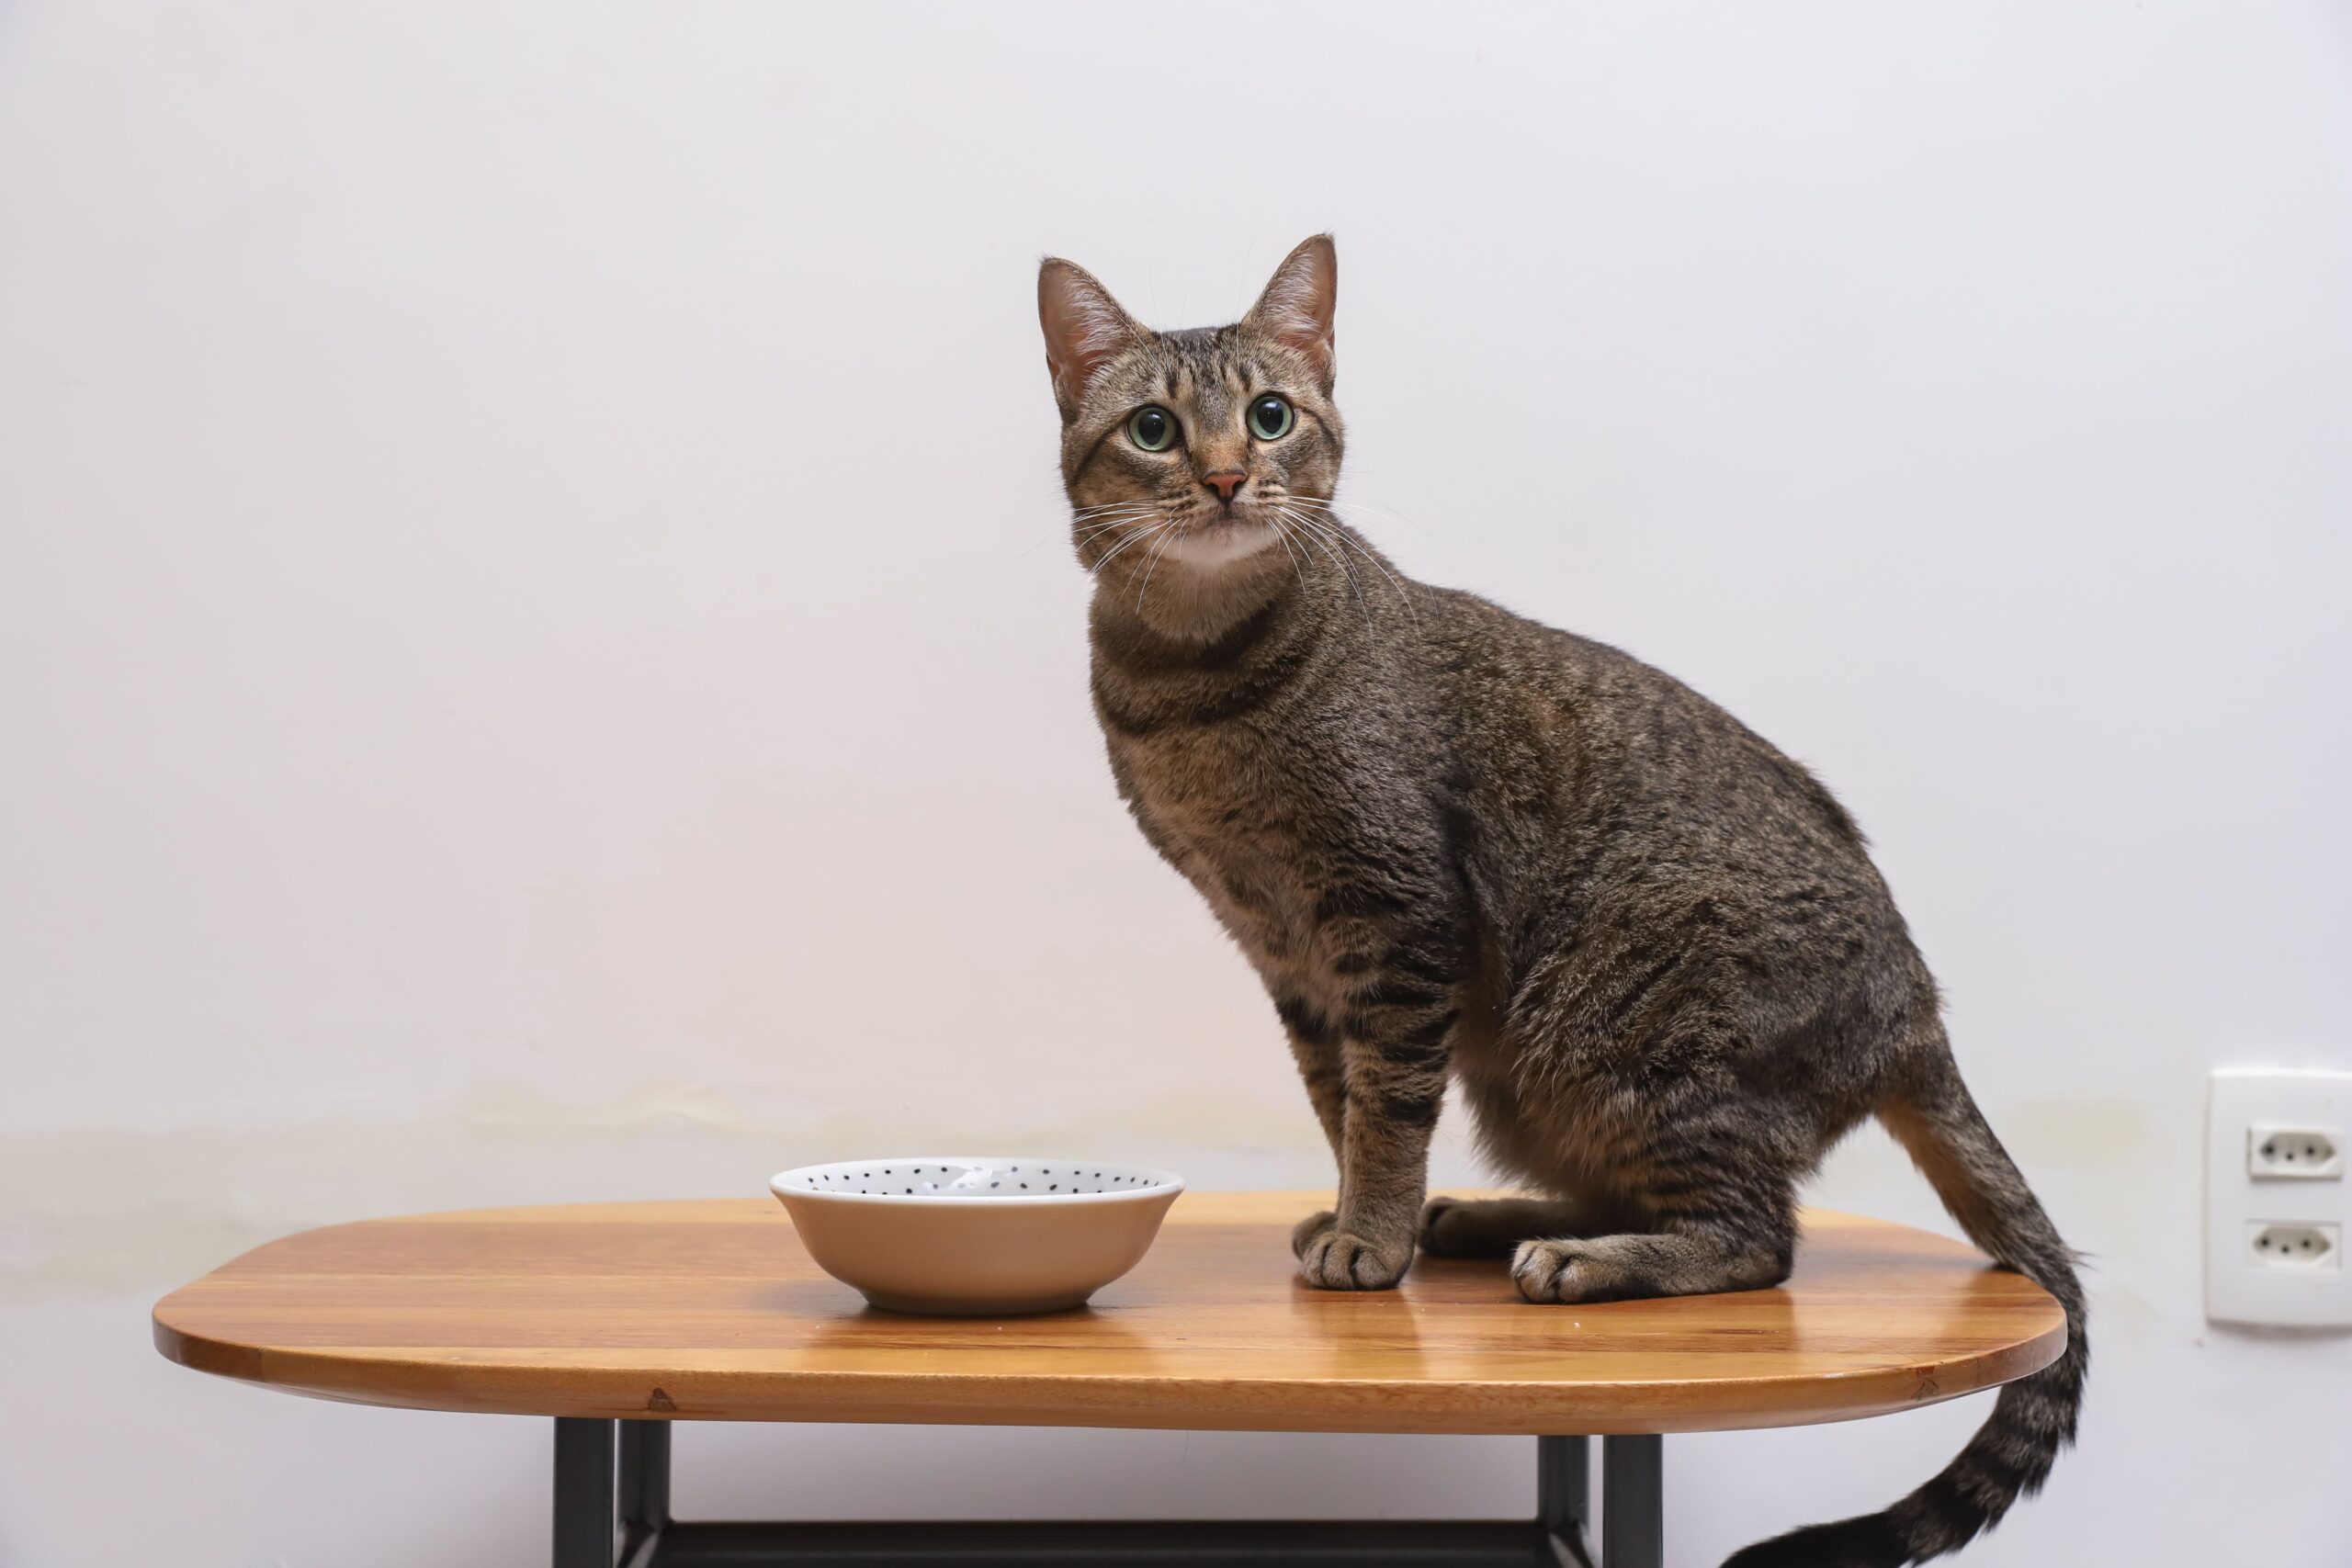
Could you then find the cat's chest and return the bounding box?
[1116,727,1315,852]
[1110,728,1337,936]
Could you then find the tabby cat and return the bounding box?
[1036,235,2084,1567]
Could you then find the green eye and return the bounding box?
[1248,394,1295,441]
[1126,405,1177,452]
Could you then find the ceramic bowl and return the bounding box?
[768,1156,1185,1314]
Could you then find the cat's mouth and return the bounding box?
[1159,507,1283,570]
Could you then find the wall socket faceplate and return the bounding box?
[2207,1068,2352,1327]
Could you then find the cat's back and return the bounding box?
[1420,585,1871,877]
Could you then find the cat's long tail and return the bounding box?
[1723,1047,2087,1568]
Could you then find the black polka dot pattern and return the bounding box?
[777,1159,1180,1199]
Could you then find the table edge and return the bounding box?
[152,1302,2066,1437]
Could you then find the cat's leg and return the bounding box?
[1273,994,1347,1159]
[1292,978,1458,1291]
[1419,1192,1629,1258]
[1498,887,1807,1303]
[1510,1168,1796,1304]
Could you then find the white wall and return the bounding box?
[4,2,2348,1562]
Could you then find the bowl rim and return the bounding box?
[768,1156,1186,1207]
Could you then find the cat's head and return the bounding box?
[1037,236,1343,578]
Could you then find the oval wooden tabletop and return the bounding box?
[152,1192,2064,1436]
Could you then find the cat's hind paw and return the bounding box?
[1420,1195,1536,1258]
[1418,1195,1474,1254]
[1511,1238,1608,1303]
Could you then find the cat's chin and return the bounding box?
[1159,518,1282,570]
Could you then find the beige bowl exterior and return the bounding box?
[770,1163,1183,1314]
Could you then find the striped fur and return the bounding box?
[1039,238,2085,1562]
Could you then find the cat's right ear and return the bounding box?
[1243,235,1337,389]
[1038,258,1144,420]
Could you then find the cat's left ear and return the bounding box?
[1039,258,1145,420]
[1244,234,1337,388]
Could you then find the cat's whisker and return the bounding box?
[1134,521,1184,609]
[1021,512,1157,561]
[1087,521,1173,579]
[1277,507,1366,618]
[1072,512,1164,538]
[1019,511,1157,561]
[1309,526,1419,628]
[1288,496,1438,551]
[1281,507,1416,627]
[1263,513,1313,600]
[1270,513,1330,601]
[1007,525,1068,559]
[1072,517,1156,542]
[1090,525,1167,573]
[1286,493,1432,538]
[1279,512,1354,606]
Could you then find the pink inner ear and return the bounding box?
[1250,240,1336,377]
[1040,264,1138,408]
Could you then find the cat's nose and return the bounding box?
[1201,470,1249,503]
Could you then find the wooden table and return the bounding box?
[153,1192,2065,1568]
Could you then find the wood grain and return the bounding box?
[152,1192,2064,1435]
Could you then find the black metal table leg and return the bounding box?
[1601,1434,1663,1568]
[1538,1435,1593,1565]
[553,1420,1648,1567]
[618,1421,671,1566]
[554,1417,617,1568]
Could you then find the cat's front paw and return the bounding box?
[1295,1215,1414,1291]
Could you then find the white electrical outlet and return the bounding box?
[2248,1125,2344,1180]
[2247,1222,2341,1269]
[2208,1069,2352,1327]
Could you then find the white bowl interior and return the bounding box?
[773,1157,1180,1200]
